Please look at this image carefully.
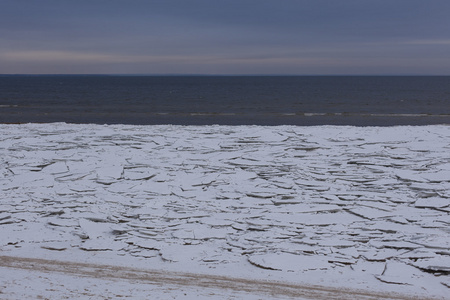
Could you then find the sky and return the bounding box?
[1,0,449,75]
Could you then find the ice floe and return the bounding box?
[0,123,449,298]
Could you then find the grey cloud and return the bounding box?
[1,0,449,74]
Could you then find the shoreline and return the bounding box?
[1,255,433,300]
[1,114,449,126]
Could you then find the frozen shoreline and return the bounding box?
[0,255,428,300]
[1,123,449,299]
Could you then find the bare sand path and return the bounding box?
[0,255,431,300]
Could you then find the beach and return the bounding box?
[0,123,449,299]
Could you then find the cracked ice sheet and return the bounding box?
[0,123,449,299]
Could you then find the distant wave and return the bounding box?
[156,112,450,117]
[295,112,450,117]
[1,107,448,118]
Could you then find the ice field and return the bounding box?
[1,123,449,299]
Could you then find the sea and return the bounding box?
[1,75,449,126]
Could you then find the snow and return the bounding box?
[0,123,449,299]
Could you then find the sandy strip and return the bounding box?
[0,255,430,300]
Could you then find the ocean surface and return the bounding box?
[1,75,449,125]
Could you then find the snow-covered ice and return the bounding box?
[0,123,449,299]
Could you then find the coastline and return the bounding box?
[1,255,434,300]
[1,112,449,126]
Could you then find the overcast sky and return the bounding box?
[1,0,449,75]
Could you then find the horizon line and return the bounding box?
[1,73,449,77]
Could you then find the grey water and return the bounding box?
[0,75,449,125]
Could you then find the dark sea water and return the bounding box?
[1,75,449,126]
